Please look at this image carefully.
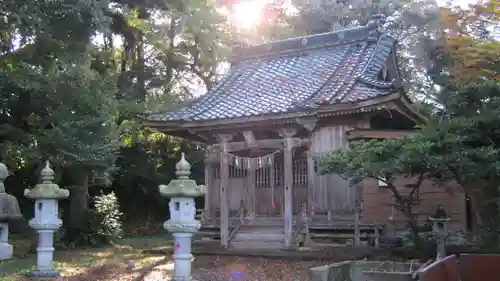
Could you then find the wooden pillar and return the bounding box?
[269,157,275,216]
[280,128,297,247]
[354,204,361,247]
[297,117,317,218]
[246,160,255,219]
[217,134,233,247]
[306,151,315,217]
[204,155,211,222]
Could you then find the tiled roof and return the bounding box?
[149,18,398,122]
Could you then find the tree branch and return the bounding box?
[409,172,425,199]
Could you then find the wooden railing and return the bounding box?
[227,200,245,244]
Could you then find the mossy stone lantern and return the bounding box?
[0,162,22,260]
[24,161,69,277]
[159,152,205,281]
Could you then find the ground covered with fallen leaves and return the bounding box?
[49,256,334,281]
[1,236,339,281]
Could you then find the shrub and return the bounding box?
[90,191,123,244]
[64,191,123,246]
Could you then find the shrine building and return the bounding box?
[144,16,467,249]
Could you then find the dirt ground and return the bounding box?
[2,237,356,281]
[9,256,333,281]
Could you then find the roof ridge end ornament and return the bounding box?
[369,14,386,26]
[367,14,386,36]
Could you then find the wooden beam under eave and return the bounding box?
[346,129,418,140]
[212,137,309,152]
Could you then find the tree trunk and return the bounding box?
[475,184,500,252]
[402,209,425,253]
[388,182,425,254]
[66,166,90,243]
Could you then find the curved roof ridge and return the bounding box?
[233,15,386,62]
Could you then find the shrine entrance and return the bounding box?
[223,149,287,218]
[208,143,309,221]
[254,153,284,217]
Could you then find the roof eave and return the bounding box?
[143,92,402,132]
[393,94,428,125]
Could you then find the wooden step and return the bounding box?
[238,228,284,233]
[239,225,283,231]
[247,217,284,225]
[309,225,377,231]
[311,233,375,238]
[233,231,284,242]
[230,241,286,250]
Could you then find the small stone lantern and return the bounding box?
[159,153,205,281]
[24,161,69,277]
[429,216,450,260]
[0,162,23,260]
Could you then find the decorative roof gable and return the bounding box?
[149,16,400,123]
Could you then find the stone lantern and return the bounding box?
[24,161,69,277]
[159,152,205,281]
[429,216,450,260]
[0,162,23,260]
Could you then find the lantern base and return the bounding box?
[29,270,60,278]
[169,277,194,281]
[0,243,13,260]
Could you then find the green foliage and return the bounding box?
[113,130,205,217]
[0,0,223,228]
[420,81,500,186]
[0,0,118,172]
[68,192,123,246]
[320,137,433,184]
[37,57,120,168]
[92,192,123,243]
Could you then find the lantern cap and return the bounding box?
[24,161,69,199]
[159,153,205,198]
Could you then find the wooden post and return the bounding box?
[204,155,211,222]
[280,128,297,248]
[298,117,317,219]
[239,199,245,222]
[246,160,255,219]
[374,226,380,247]
[306,151,315,217]
[354,204,360,247]
[269,157,275,216]
[217,134,233,247]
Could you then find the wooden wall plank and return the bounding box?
[310,124,356,214]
